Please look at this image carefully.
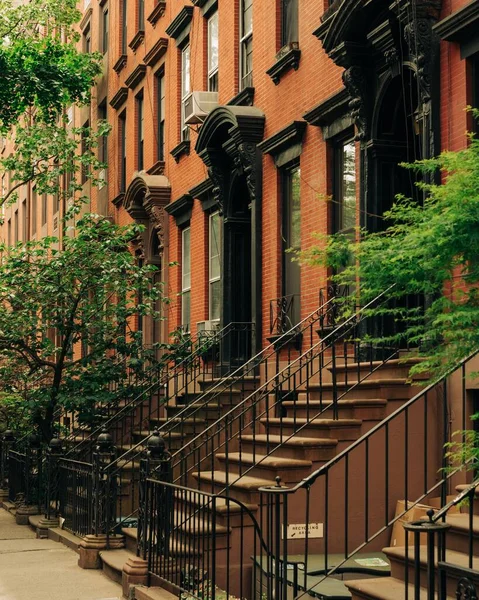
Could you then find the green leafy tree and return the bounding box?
[0,215,166,442]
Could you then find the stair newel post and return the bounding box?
[44,435,63,522]
[15,433,42,525]
[92,427,116,542]
[403,510,450,600]
[0,429,15,499]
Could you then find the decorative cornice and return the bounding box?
[266,47,301,85]
[192,0,217,16]
[125,64,147,89]
[170,140,191,163]
[144,38,168,67]
[147,160,165,175]
[303,88,351,126]
[147,0,167,26]
[113,54,127,74]
[165,6,194,43]
[80,7,93,31]
[258,121,307,156]
[109,87,129,110]
[129,30,145,52]
[227,87,255,107]
[189,178,213,201]
[165,193,194,227]
[433,1,479,41]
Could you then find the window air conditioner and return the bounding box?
[184,92,219,125]
[197,320,221,334]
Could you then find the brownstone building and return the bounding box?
[2,2,479,599]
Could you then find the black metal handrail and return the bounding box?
[260,346,479,600]
[170,287,404,491]
[103,300,336,529]
[270,293,300,335]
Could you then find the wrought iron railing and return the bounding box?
[259,348,479,600]
[58,458,94,537]
[269,293,300,336]
[103,300,336,532]
[8,450,26,503]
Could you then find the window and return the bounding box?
[138,0,145,31]
[209,212,221,321]
[119,111,127,192]
[181,227,191,330]
[31,187,37,236]
[181,44,191,142]
[281,0,298,47]
[53,177,60,214]
[240,0,253,89]
[22,200,27,242]
[98,102,108,165]
[333,138,356,233]
[136,92,144,171]
[83,24,91,54]
[282,164,301,325]
[7,220,11,247]
[156,71,165,161]
[42,194,48,226]
[101,7,109,54]
[14,210,18,244]
[81,121,90,184]
[121,0,128,54]
[208,11,219,92]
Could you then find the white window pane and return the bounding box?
[182,45,190,98]
[210,280,221,321]
[208,12,219,74]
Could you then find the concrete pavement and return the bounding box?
[0,508,122,600]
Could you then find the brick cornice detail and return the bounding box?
[258,121,307,156]
[165,6,194,40]
[109,87,129,110]
[147,0,167,26]
[113,54,127,74]
[125,64,147,89]
[129,30,145,52]
[303,88,351,127]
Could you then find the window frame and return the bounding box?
[42,194,48,226]
[280,0,298,48]
[239,0,253,90]
[207,11,219,92]
[472,53,479,135]
[208,211,221,322]
[121,0,128,55]
[181,43,191,142]
[31,187,37,236]
[98,102,108,165]
[156,70,165,161]
[81,120,90,184]
[119,111,127,193]
[138,0,145,31]
[101,6,109,54]
[83,23,91,54]
[136,91,144,171]
[181,226,191,331]
[332,134,357,235]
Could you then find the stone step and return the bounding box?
[304,379,415,402]
[282,398,388,420]
[384,545,479,597]
[441,513,479,555]
[215,451,312,481]
[100,548,133,585]
[192,470,276,504]
[260,417,362,440]
[330,357,425,379]
[345,576,452,600]
[240,433,338,461]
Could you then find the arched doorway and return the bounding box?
[195,106,265,360]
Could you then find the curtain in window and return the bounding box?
[282,0,298,46]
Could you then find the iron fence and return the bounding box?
[8,450,26,503]
[58,458,94,537]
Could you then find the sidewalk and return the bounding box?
[0,508,122,600]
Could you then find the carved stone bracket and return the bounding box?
[342,65,371,141]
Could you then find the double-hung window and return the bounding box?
[333,138,356,234]
[81,121,90,184]
[240,0,253,89]
[119,111,127,193]
[282,164,301,326]
[98,102,108,165]
[156,72,165,161]
[472,53,479,135]
[83,24,91,54]
[136,92,144,171]
[101,7,109,54]
[31,187,37,236]
[42,194,48,226]
[208,11,219,92]
[209,212,221,322]
[181,227,191,331]
[138,0,145,31]
[281,0,298,47]
[121,0,128,54]
[181,44,191,142]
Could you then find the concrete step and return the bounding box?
[240,433,338,461]
[260,417,362,440]
[135,586,177,600]
[215,451,312,481]
[304,379,416,402]
[442,513,479,555]
[330,357,425,379]
[100,548,132,585]
[345,576,452,600]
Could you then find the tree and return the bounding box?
[0,215,166,442]
[299,110,479,381]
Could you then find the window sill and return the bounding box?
[129,30,145,52]
[170,140,190,163]
[266,46,301,85]
[227,87,255,107]
[113,54,127,74]
[147,0,167,26]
